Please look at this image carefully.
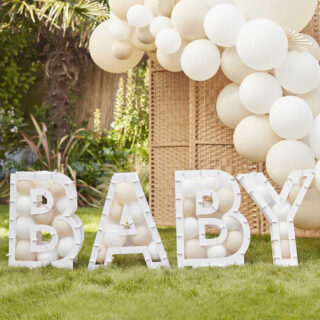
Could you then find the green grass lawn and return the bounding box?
[1,205,320,319]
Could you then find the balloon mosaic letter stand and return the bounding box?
[149,10,320,238]
[89,173,170,270]
[9,171,84,269]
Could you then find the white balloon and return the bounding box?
[309,115,320,159]
[222,214,241,231]
[269,96,313,140]
[149,16,172,37]
[127,5,153,28]
[236,19,288,71]
[302,34,320,61]
[108,18,131,41]
[275,51,320,95]
[181,39,220,81]
[16,216,35,239]
[233,115,281,162]
[183,217,199,239]
[16,196,31,216]
[272,203,290,222]
[221,47,255,84]
[206,0,235,6]
[217,188,234,212]
[129,201,145,224]
[239,73,282,114]
[185,239,206,259]
[204,4,246,47]
[171,0,209,41]
[279,222,289,240]
[130,225,152,246]
[315,161,320,191]
[103,224,127,247]
[148,242,160,260]
[15,240,36,261]
[217,83,251,129]
[234,0,317,32]
[182,179,197,198]
[37,250,59,262]
[255,184,274,205]
[109,0,144,21]
[201,176,221,191]
[155,28,181,54]
[298,84,320,117]
[225,230,243,254]
[207,245,227,258]
[57,237,74,258]
[157,40,188,72]
[266,140,316,186]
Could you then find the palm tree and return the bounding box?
[1,0,109,136]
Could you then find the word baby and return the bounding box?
[9,169,315,269]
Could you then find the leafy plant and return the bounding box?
[21,115,102,205]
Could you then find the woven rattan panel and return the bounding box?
[149,10,320,238]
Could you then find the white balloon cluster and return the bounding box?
[14,177,79,264]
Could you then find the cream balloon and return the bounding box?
[182,179,197,198]
[96,245,108,264]
[185,239,206,259]
[183,217,199,239]
[136,27,154,44]
[127,5,153,28]
[52,216,73,237]
[181,39,220,81]
[225,230,243,254]
[302,34,320,61]
[144,0,160,16]
[103,224,127,247]
[129,201,145,224]
[171,0,209,41]
[112,41,133,60]
[217,83,251,129]
[157,41,187,72]
[217,188,234,212]
[149,16,172,37]
[275,51,320,95]
[239,73,282,114]
[280,240,291,259]
[37,250,59,262]
[309,115,320,159]
[221,47,255,84]
[33,209,55,225]
[233,115,281,162]
[109,0,144,21]
[155,28,181,54]
[222,214,241,231]
[156,0,177,17]
[294,187,320,230]
[114,182,137,205]
[49,182,66,199]
[17,180,35,195]
[206,0,235,6]
[207,245,227,258]
[266,140,316,186]
[298,84,320,117]
[269,96,313,140]
[130,225,152,246]
[15,240,36,261]
[89,20,144,73]
[235,0,317,32]
[148,242,160,260]
[183,198,196,218]
[204,4,246,47]
[108,17,131,41]
[130,30,156,51]
[236,19,288,71]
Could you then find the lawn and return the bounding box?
[1,205,320,319]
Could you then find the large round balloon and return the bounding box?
[309,114,320,159]
[236,19,288,71]
[233,115,281,162]
[298,84,320,117]
[157,41,188,72]
[181,39,220,81]
[266,140,315,186]
[221,47,255,84]
[109,0,144,21]
[275,51,320,95]
[217,83,251,129]
[294,187,320,230]
[89,21,144,73]
[204,4,246,47]
[171,0,209,41]
[269,96,313,140]
[235,0,318,32]
[239,72,282,114]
